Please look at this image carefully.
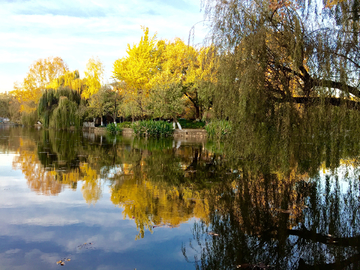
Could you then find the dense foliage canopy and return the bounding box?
[202,0,360,122]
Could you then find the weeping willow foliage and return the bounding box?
[202,0,360,124]
[21,110,38,126]
[38,87,82,128]
[205,120,232,141]
[223,103,360,178]
[49,96,81,130]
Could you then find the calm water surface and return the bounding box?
[0,126,360,269]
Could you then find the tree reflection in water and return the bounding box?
[8,129,224,239]
[5,105,360,269]
[182,107,360,269]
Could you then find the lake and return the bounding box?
[0,126,359,269]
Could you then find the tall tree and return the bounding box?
[151,38,218,119]
[0,93,10,118]
[182,45,218,119]
[112,27,163,117]
[11,57,69,113]
[82,57,104,99]
[47,70,87,94]
[87,86,117,126]
[202,0,360,121]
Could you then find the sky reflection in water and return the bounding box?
[0,172,196,270]
[0,129,199,270]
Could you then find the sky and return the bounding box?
[0,0,208,93]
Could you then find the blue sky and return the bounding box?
[0,0,208,93]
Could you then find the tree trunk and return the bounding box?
[173,117,182,130]
[184,91,201,119]
[176,121,182,130]
[195,105,200,120]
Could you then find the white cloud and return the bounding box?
[0,0,207,92]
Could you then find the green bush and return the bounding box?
[118,121,132,128]
[205,120,232,141]
[178,119,206,129]
[106,123,122,135]
[131,120,174,137]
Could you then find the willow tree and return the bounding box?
[50,96,81,130]
[38,87,82,128]
[0,93,11,119]
[202,0,360,123]
[47,70,87,94]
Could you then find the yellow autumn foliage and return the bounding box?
[325,0,347,8]
[80,163,102,204]
[113,27,162,96]
[110,174,211,240]
[113,27,218,119]
[47,70,86,93]
[82,57,104,99]
[11,57,69,113]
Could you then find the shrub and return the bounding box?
[106,123,122,135]
[205,120,232,141]
[118,121,132,128]
[131,120,174,137]
[178,119,206,129]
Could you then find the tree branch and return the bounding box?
[314,79,360,98]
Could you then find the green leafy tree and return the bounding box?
[0,93,10,118]
[202,0,360,123]
[148,79,185,127]
[49,96,81,130]
[87,86,118,126]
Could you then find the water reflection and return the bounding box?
[2,110,360,269]
[6,129,223,239]
[181,107,360,269]
[182,169,360,269]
